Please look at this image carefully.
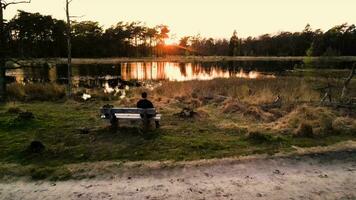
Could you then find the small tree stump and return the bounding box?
[28,141,45,154]
[17,111,35,121]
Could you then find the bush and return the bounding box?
[247,131,273,143]
[7,83,66,101]
[7,83,26,100]
[295,123,314,137]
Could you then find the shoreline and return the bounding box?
[12,56,356,65]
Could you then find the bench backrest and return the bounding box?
[101,107,157,119]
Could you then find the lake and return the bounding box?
[6,60,354,90]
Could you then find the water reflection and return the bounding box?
[120,62,262,81]
[6,61,285,90]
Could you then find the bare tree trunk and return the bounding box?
[135,36,138,57]
[0,0,31,101]
[149,37,152,57]
[0,1,6,101]
[66,0,72,97]
[341,64,355,100]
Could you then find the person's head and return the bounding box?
[141,92,148,99]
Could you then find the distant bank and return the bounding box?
[9,56,356,65]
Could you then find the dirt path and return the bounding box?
[1,150,356,200]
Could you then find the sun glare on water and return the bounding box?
[119,62,274,81]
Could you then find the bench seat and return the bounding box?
[100,106,161,129]
[101,113,162,120]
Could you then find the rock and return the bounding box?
[175,108,199,119]
[346,168,356,172]
[273,169,285,175]
[256,193,263,197]
[28,141,45,154]
[318,174,328,178]
[17,111,35,121]
[78,127,90,135]
[274,186,282,190]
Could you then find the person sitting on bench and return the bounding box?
[137,92,154,110]
[137,92,159,127]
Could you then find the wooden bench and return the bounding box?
[100,105,161,129]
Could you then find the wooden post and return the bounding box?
[0,63,5,101]
[66,0,72,97]
[0,1,5,101]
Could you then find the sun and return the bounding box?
[164,38,177,45]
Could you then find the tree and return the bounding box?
[71,21,103,57]
[0,0,31,101]
[146,27,158,56]
[229,30,239,56]
[7,11,61,57]
[156,25,169,56]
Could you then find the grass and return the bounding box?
[0,76,355,180]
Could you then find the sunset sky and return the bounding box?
[4,0,356,42]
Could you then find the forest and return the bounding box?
[3,10,356,58]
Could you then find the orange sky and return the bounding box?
[4,0,356,42]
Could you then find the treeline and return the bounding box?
[4,10,356,57]
[4,10,170,57]
[181,24,356,56]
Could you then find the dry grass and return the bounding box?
[263,105,339,135]
[4,76,355,139]
[153,77,320,105]
[7,83,66,101]
[332,117,356,134]
[139,76,355,137]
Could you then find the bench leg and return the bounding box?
[110,116,118,130]
[155,121,160,128]
[143,119,149,131]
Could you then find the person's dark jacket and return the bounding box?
[137,99,154,109]
[137,99,154,118]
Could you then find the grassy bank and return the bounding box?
[0,77,355,180]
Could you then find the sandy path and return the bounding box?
[1,150,356,200]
